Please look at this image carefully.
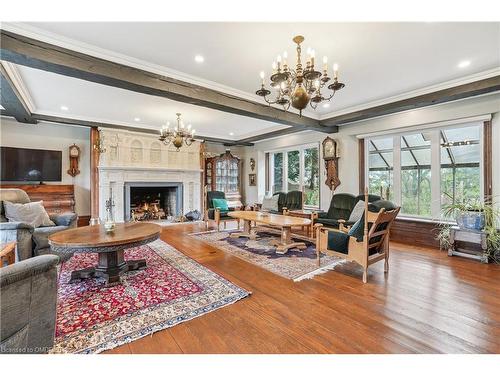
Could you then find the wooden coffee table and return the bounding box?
[286,209,321,238]
[49,222,161,286]
[228,211,311,254]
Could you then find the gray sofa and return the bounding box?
[0,189,77,261]
[0,254,59,353]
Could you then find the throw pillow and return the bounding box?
[212,198,229,211]
[348,200,366,223]
[261,195,279,211]
[3,200,55,228]
[348,212,365,242]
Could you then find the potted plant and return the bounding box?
[436,195,500,263]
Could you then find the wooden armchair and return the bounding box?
[204,188,242,231]
[315,189,400,283]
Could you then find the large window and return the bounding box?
[366,123,482,219]
[268,144,320,208]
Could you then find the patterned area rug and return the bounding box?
[191,229,345,281]
[52,239,249,354]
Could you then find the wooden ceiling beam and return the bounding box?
[238,124,339,143]
[0,30,332,133]
[29,113,253,146]
[0,63,37,124]
[320,76,500,126]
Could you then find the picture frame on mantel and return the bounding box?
[248,173,257,186]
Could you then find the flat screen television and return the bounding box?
[1,146,62,182]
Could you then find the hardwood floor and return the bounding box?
[105,222,500,354]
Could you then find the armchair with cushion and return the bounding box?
[204,190,242,231]
[315,190,400,283]
[0,254,59,353]
[257,191,304,215]
[315,193,382,230]
[0,189,77,261]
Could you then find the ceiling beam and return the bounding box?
[0,30,331,133]
[238,124,338,143]
[321,76,500,126]
[0,63,37,124]
[29,113,253,146]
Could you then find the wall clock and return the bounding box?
[322,137,341,191]
[67,144,81,177]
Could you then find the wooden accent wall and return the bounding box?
[483,120,492,199]
[0,184,75,215]
[90,127,100,221]
[358,138,365,194]
[391,218,440,248]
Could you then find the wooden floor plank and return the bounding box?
[105,222,500,354]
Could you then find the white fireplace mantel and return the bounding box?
[97,128,202,222]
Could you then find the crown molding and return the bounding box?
[320,67,500,121]
[1,22,319,120]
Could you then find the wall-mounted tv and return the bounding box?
[1,146,62,182]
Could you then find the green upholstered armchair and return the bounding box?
[315,193,382,229]
[204,190,241,230]
[264,191,303,215]
[315,191,400,283]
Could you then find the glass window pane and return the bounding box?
[272,152,283,193]
[440,124,481,214]
[287,150,300,192]
[368,137,393,200]
[401,132,431,217]
[303,147,319,207]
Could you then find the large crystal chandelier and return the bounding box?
[256,35,345,116]
[159,113,196,151]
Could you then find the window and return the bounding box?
[365,123,483,220]
[267,144,320,208]
[367,137,393,201]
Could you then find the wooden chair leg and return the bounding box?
[217,220,220,232]
[224,221,226,229]
[362,268,368,283]
[384,253,389,273]
[237,220,240,230]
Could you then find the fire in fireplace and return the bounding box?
[124,183,183,222]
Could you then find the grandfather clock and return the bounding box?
[322,137,341,191]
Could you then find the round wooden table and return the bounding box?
[48,222,161,285]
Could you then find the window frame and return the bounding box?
[267,142,321,209]
[364,122,484,220]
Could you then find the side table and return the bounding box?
[448,226,488,263]
[1,242,16,268]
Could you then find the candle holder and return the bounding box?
[104,189,116,233]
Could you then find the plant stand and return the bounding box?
[448,226,488,263]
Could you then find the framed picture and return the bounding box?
[248,173,257,186]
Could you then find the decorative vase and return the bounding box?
[456,211,485,231]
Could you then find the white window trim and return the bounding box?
[267,142,321,209]
[365,122,484,220]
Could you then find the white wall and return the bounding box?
[252,92,500,211]
[0,117,91,216]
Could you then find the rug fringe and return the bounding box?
[293,259,347,282]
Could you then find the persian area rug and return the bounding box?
[52,240,250,354]
[191,229,345,282]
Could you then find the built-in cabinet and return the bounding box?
[205,150,242,206]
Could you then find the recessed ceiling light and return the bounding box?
[194,55,204,63]
[322,103,330,109]
[229,132,234,136]
[458,60,471,68]
[134,117,141,122]
[60,105,69,111]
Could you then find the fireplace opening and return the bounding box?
[125,183,183,222]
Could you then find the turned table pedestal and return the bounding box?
[49,222,161,285]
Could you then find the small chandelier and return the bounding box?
[256,35,345,116]
[159,113,196,151]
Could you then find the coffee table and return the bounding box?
[286,209,321,238]
[49,222,161,285]
[228,211,311,254]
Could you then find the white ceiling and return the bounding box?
[15,65,288,140]
[1,22,499,141]
[14,22,500,114]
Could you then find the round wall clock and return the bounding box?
[67,144,81,177]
